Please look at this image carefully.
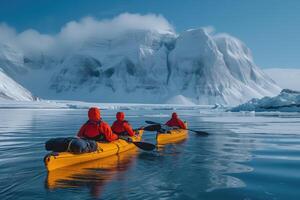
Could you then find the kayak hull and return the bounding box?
[46,148,138,190]
[44,130,143,171]
[156,123,188,145]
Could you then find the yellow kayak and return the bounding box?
[46,148,138,190]
[156,123,188,145]
[44,130,143,171]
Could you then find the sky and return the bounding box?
[0,0,300,68]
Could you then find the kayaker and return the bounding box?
[165,112,186,129]
[111,112,135,136]
[77,107,118,142]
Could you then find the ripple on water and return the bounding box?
[0,109,300,200]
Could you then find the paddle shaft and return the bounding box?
[145,120,209,136]
[118,137,156,151]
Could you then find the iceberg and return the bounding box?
[230,89,300,112]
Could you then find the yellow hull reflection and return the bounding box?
[46,148,138,197]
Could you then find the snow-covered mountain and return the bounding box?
[0,68,34,101]
[168,29,280,105]
[0,43,27,77]
[48,30,176,103]
[0,28,280,105]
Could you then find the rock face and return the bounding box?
[0,28,280,105]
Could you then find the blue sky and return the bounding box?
[0,0,300,68]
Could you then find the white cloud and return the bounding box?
[0,23,16,43]
[203,26,215,34]
[0,13,174,57]
[17,29,55,54]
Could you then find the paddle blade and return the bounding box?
[143,124,161,132]
[133,142,156,151]
[190,129,209,136]
[145,120,209,136]
[145,120,160,125]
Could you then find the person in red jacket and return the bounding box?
[165,112,186,129]
[111,112,135,136]
[77,107,118,142]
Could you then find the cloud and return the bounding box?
[17,29,55,54]
[0,23,16,43]
[0,13,174,57]
[203,26,215,34]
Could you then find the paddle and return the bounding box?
[118,137,156,151]
[142,124,162,132]
[133,124,165,132]
[145,120,209,136]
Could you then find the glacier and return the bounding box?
[231,89,300,112]
[0,27,280,105]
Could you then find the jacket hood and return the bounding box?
[88,107,101,121]
[116,112,125,121]
[172,112,178,119]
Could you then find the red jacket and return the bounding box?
[111,112,135,136]
[77,107,118,142]
[165,113,186,129]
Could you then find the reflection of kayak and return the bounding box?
[46,148,138,191]
[156,123,188,145]
[44,130,143,171]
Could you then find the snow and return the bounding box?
[0,68,34,101]
[165,95,196,105]
[0,43,27,76]
[230,89,300,112]
[264,68,300,91]
[0,99,213,110]
[168,29,280,105]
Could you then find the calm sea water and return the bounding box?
[0,109,300,200]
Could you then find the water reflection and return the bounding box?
[45,149,138,198]
[0,109,33,129]
[187,119,253,192]
[156,138,188,151]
